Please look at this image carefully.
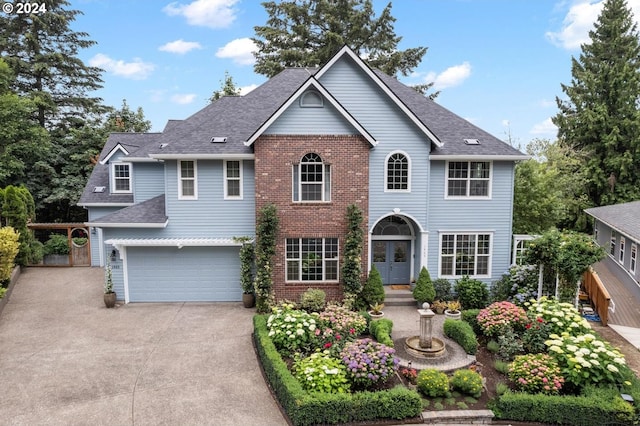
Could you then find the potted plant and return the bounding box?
[236,239,255,308]
[369,302,384,319]
[444,300,461,320]
[43,233,70,265]
[432,300,447,314]
[104,261,116,308]
[412,267,435,308]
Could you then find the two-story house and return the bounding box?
[78,46,527,303]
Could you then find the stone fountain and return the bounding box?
[404,303,447,358]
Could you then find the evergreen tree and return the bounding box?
[209,71,241,103]
[553,0,640,208]
[253,0,430,86]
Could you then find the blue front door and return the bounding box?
[373,240,411,285]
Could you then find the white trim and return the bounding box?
[284,237,340,283]
[420,231,429,272]
[369,210,426,233]
[79,203,134,208]
[437,231,494,279]
[444,160,492,200]
[631,243,637,275]
[105,237,244,248]
[178,160,198,200]
[586,215,640,250]
[125,157,161,163]
[430,154,530,161]
[87,220,169,228]
[223,159,243,200]
[293,153,331,203]
[299,90,324,107]
[110,162,132,194]
[99,143,130,165]
[122,246,130,303]
[384,150,411,193]
[97,228,104,267]
[245,77,377,147]
[152,153,255,160]
[314,45,442,147]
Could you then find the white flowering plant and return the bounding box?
[293,350,350,394]
[545,332,630,388]
[525,296,591,336]
[267,303,319,356]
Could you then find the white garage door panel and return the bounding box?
[128,246,241,302]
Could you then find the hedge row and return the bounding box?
[442,318,478,354]
[253,315,422,426]
[492,385,637,425]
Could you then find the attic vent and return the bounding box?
[160,143,169,149]
[93,186,106,193]
[464,138,480,145]
[210,137,228,143]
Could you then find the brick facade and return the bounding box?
[254,134,370,303]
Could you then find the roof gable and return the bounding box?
[99,143,129,165]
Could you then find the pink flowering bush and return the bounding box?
[340,338,398,389]
[314,326,355,356]
[508,353,564,395]
[318,304,367,336]
[477,301,528,336]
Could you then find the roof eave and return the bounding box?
[150,153,255,160]
[429,154,531,161]
[86,220,169,228]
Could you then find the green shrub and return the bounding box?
[300,288,326,312]
[443,318,477,355]
[293,351,350,393]
[267,303,319,356]
[497,328,523,361]
[0,227,20,282]
[412,267,435,304]
[495,382,509,396]
[359,265,384,309]
[0,287,6,298]
[486,340,499,353]
[369,318,394,347]
[72,237,88,246]
[43,233,69,255]
[417,368,450,398]
[454,276,489,309]
[450,369,483,398]
[461,308,481,335]
[494,359,510,374]
[433,278,453,301]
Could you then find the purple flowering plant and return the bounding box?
[340,338,398,389]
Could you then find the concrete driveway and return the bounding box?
[0,267,285,425]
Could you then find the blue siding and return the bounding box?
[87,207,124,266]
[266,96,357,134]
[133,162,164,203]
[596,220,640,285]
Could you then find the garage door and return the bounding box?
[127,246,241,302]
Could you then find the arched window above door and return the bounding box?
[372,216,412,236]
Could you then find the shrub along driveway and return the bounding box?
[0,267,284,425]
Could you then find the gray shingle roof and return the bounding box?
[88,194,167,225]
[78,133,161,205]
[585,201,640,242]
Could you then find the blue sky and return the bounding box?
[69,0,640,148]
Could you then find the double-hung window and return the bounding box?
[293,153,331,202]
[631,244,637,274]
[385,151,410,191]
[610,233,616,256]
[619,237,626,264]
[111,163,131,193]
[446,161,491,198]
[440,233,491,277]
[224,160,242,199]
[286,238,339,282]
[178,160,197,199]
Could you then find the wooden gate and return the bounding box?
[27,223,91,267]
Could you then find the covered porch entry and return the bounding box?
[371,215,417,285]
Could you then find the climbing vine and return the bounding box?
[254,204,279,313]
[234,236,255,295]
[341,204,364,301]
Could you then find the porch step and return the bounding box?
[422,409,494,424]
[384,288,417,307]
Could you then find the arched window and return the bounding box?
[385,151,410,191]
[300,90,323,107]
[293,153,331,202]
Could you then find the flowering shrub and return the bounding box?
[416,368,450,398]
[340,338,398,389]
[400,367,418,385]
[267,303,318,356]
[522,317,552,353]
[525,297,591,336]
[477,301,528,336]
[318,303,367,336]
[314,326,352,356]
[293,350,350,393]
[508,353,564,395]
[545,332,629,388]
[450,369,483,398]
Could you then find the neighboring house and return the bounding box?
[585,201,640,288]
[78,46,527,303]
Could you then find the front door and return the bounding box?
[372,240,411,285]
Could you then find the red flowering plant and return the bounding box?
[400,367,418,385]
[314,326,349,356]
[522,317,552,353]
[477,301,528,337]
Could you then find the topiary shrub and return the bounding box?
[412,267,435,304]
[369,318,394,347]
[299,288,326,312]
[416,368,450,398]
[443,318,478,355]
[455,276,489,309]
[359,265,384,309]
[433,278,453,301]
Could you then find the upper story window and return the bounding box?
[631,243,637,274]
[619,236,626,264]
[300,90,323,108]
[111,163,131,193]
[610,232,616,256]
[446,161,491,198]
[293,153,331,202]
[178,160,197,199]
[224,160,243,199]
[385,151,410,191]
[440,232,492,278]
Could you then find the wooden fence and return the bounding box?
[582,267,610,326]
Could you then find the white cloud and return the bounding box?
[171,93,197,104]
[89,54,154,80]
[216,38,257,65]
[163,0,238,29]
[425,62,472,90]
[538,98,556,108]
[159,39,203,54]
[530,117,558,136]
[239,84,258,95]
[546,0,640,50]
[501,119,511,128]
